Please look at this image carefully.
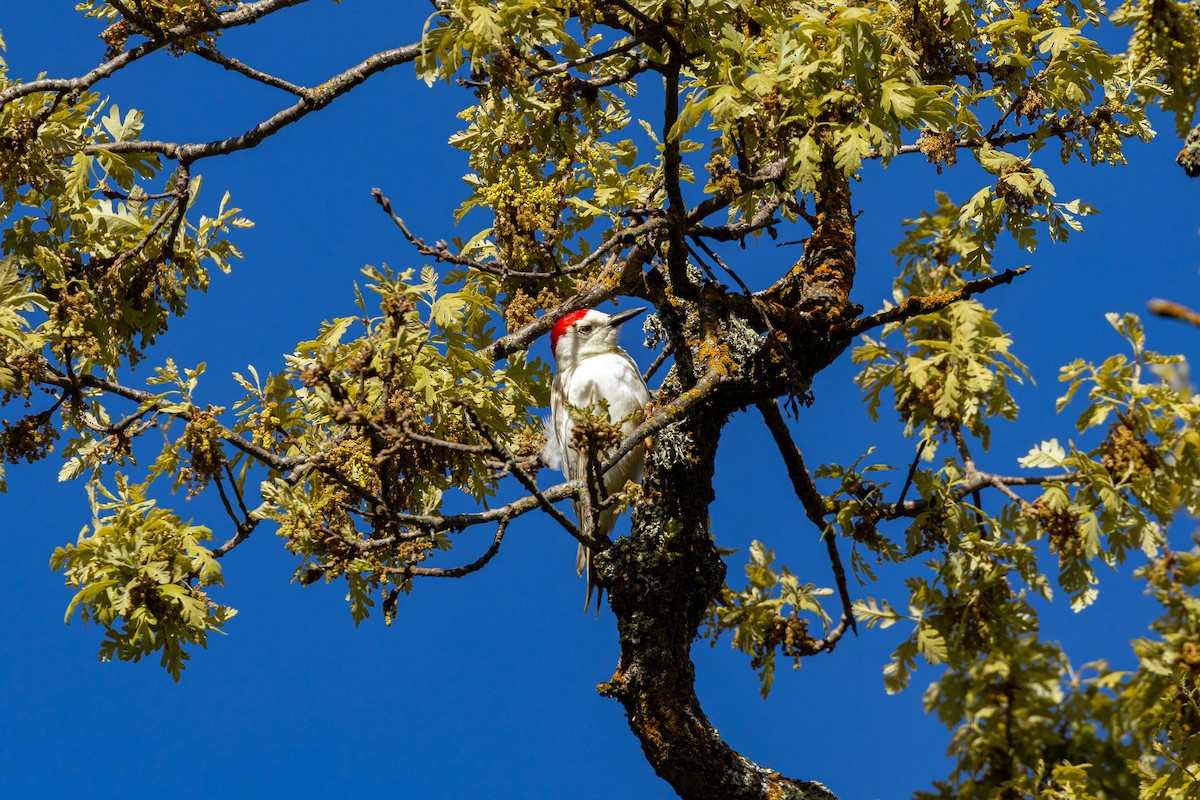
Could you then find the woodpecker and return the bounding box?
[542,306,651,613]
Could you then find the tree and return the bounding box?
[3,2,1200,798]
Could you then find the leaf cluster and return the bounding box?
[845,312,1200,795]
[704,540,833,697]
[252,265,549,624]
[0,58,250,373]
[50,474,233,681]
[1114,0,1200,136]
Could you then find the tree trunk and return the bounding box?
[599,398,838,800]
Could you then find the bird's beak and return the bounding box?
[607,307,647,328]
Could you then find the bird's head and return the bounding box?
[549,306,646,366]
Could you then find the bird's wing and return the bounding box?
[610,351,652,429]
[545,370,578,477]
[540,413,563,471]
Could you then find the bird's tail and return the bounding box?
[576,542,603,616]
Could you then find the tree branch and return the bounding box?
[757,399,856,644]
[600,368,730,475]
[661,54,696,299]
[39,367,300,472]
[88,43,423,164]
[399,518,508,579]
[0,0,313,108]
[372,188,554,280]
[193,45,307,95]
[530,35,648,75]
[369,479,580,533]
[1148,298,1200,328]
[884,470,1073,518]
[453,400,592,550]
[213,460,313,557]
[833,266,1030,339]
[686,158,787,228]
[691,195,783,243]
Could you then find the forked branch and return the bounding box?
[90,43,423,165]
[0,0,313,108]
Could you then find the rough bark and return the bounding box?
[764,165,858,327]
[599,395,837,800]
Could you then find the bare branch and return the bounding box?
[193,46,307,95]
[691,195,783,243]
[213,470,245,531]
[453,400,591,549]
[371,188,535,277]
[213,461,313,557]
[222,461,252,518]
[952,424,985,525]
[896,439,930,506]
[111,190,184,270]
[884,470,1073,518]
[532,36,647,75]
[988,474,1032,508]
[660,53,697,299]
[642,343,673,384]
[373,479,580,532]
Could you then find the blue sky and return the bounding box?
[1,4,1197,799]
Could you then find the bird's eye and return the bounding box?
[578,325,593,334]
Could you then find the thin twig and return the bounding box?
[193,46,307,95]
[896,438,929,506]
[867,129,1046,162]
[223,461,252,518]
[642,343,673,384]
[111,194,184,270]
[213,470,244,531]
[397,420,492,455]
[531,36,647,74]
[883,471,1073,518]
[951,424,985,526]
[369,479,577,531]
[988,475,1031,508]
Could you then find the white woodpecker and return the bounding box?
[542,306,651,613]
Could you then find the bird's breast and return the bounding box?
[565,353,650,424]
